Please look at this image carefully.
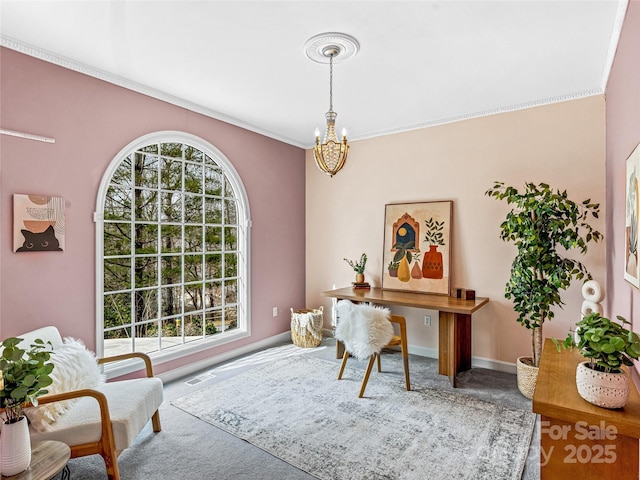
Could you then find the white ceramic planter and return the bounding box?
[576,361,630,409]
[0,416,32,476]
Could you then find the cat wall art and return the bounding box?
[13,194,65,252]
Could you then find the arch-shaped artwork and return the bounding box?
[392,213,419,251]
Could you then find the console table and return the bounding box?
[321,287,489,387]
[533,338,640,479]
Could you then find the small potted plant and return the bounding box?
[0,337,54,475]
[387,260,400,278]
[344,253,367,284]
[553,312,640,409]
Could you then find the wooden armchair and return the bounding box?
[11,327,163,480]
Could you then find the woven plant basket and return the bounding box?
[291,307,324,348]
[516,356,539,400]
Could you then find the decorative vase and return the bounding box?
[0,416,32,476]
[355,273,365,284]
[397,256,411,282]
[516,356,538,400]
[411,261,422,279]
[421,245,443,279]
[575,361,630,409]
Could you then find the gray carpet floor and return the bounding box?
[56,338,540,479]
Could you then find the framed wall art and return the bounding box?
[382,200,452,295]
[625,143,640,288]
[13,194,65,252]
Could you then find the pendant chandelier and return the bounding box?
[304,33,359,177]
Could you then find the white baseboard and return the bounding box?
[158,331,292,384]
[407,344,516,374]
[471,356,517,374]
[402,343,517,375]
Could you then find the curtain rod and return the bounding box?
[0,128,55,144]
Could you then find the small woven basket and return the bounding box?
[516,357,539,400]
[290,307,324,348]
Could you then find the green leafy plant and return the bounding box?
[0,337,54,423]
[485,181,602,367]
[343,253,367,274]
[424,218,445,246]
[553,313,640,373]
[387,260,400,271]
[393,241,416,264]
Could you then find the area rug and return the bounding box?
[172,355,535,480]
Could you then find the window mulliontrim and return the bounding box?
[95,131,251,374]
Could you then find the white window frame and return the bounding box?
[95,131,251,377]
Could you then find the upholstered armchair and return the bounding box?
[8,326,163,480]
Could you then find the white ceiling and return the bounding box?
[0,1,628,148]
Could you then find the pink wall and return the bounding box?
[605,1,640,376]
[0,48,306,375]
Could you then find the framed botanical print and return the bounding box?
[382,201,452,295]
[625,143,640,288]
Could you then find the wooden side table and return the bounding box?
[533,338,640,479]
[2,441,70,480]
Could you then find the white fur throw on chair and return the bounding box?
[334,300,394,360]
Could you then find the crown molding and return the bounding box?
[600,0,629,90]
[0,35,306,149]
[348,88,605,145]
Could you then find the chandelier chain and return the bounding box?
[329,54,333,112]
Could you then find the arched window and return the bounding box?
[95,132,250,373]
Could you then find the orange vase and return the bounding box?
[422,245,443,279]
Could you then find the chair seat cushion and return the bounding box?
[30,377,163,452]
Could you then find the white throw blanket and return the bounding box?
[334,300,393,360]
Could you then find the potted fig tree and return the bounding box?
[553,312,640,408]
[485,181,602,399]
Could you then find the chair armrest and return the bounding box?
[98,352,155,378]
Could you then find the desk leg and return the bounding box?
[540,415,639,479]
[438,312,472,387]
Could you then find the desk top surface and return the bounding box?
[533,338,640,439]
[321,287,489,314]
